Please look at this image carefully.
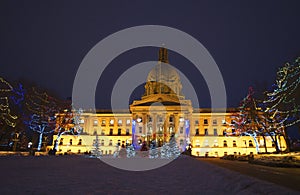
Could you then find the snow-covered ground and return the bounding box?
[0,155,297,194]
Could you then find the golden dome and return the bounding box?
[144,48,183,97]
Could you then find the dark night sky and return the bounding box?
[1,0,300,109]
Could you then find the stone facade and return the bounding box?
[48,48,286,156]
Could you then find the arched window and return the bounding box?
[169,126,173,134]
[213,140,218,147]
[223,140,227,147]
[195,140,200,147]
[249,140,254,147]
[195,128,199,135]
[204,140,209,147]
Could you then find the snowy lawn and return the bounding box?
[0,155,297,194]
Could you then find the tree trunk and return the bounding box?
[37,126,45,151]
[271,134,280,153]
[282,130,290,153]
[37,133,43,151]
[53,132,64,151]
[262,135,267,153]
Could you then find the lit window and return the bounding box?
[126,119,131,125]
[137,117,142,123]
[148,126,152,134]
[101,120,106,125]
[79,119,84,124]
[204,140,209,147]
[93,120,98,126]
[179,117,184,122]
[159,126,163,132]
[222,119,226,124]
[214,140,218,147]
[110,119,114,125]
[118,119,122,125]
[169,126,173,133]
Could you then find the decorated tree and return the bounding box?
[126,145,136,158]
[113,144,120,158]
[160,135,181,159]
[263,57,300,152]
[24,87,60,151]
[0,77,18,128]
[27,114,55,151]
[91,134,102,158]
[53,108,83,151]
[233,87,283,153]
[149,141,159,159]
[0,78,20,150]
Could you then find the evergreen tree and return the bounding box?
[113,144,120,158]
[91,134,102,158]
[149,141,159,159]
[126,144,136,158]
[160,135,181,159]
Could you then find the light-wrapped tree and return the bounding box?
[91,134,102,158]
[264,57,300,152]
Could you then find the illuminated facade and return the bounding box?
[49,48,287,156]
